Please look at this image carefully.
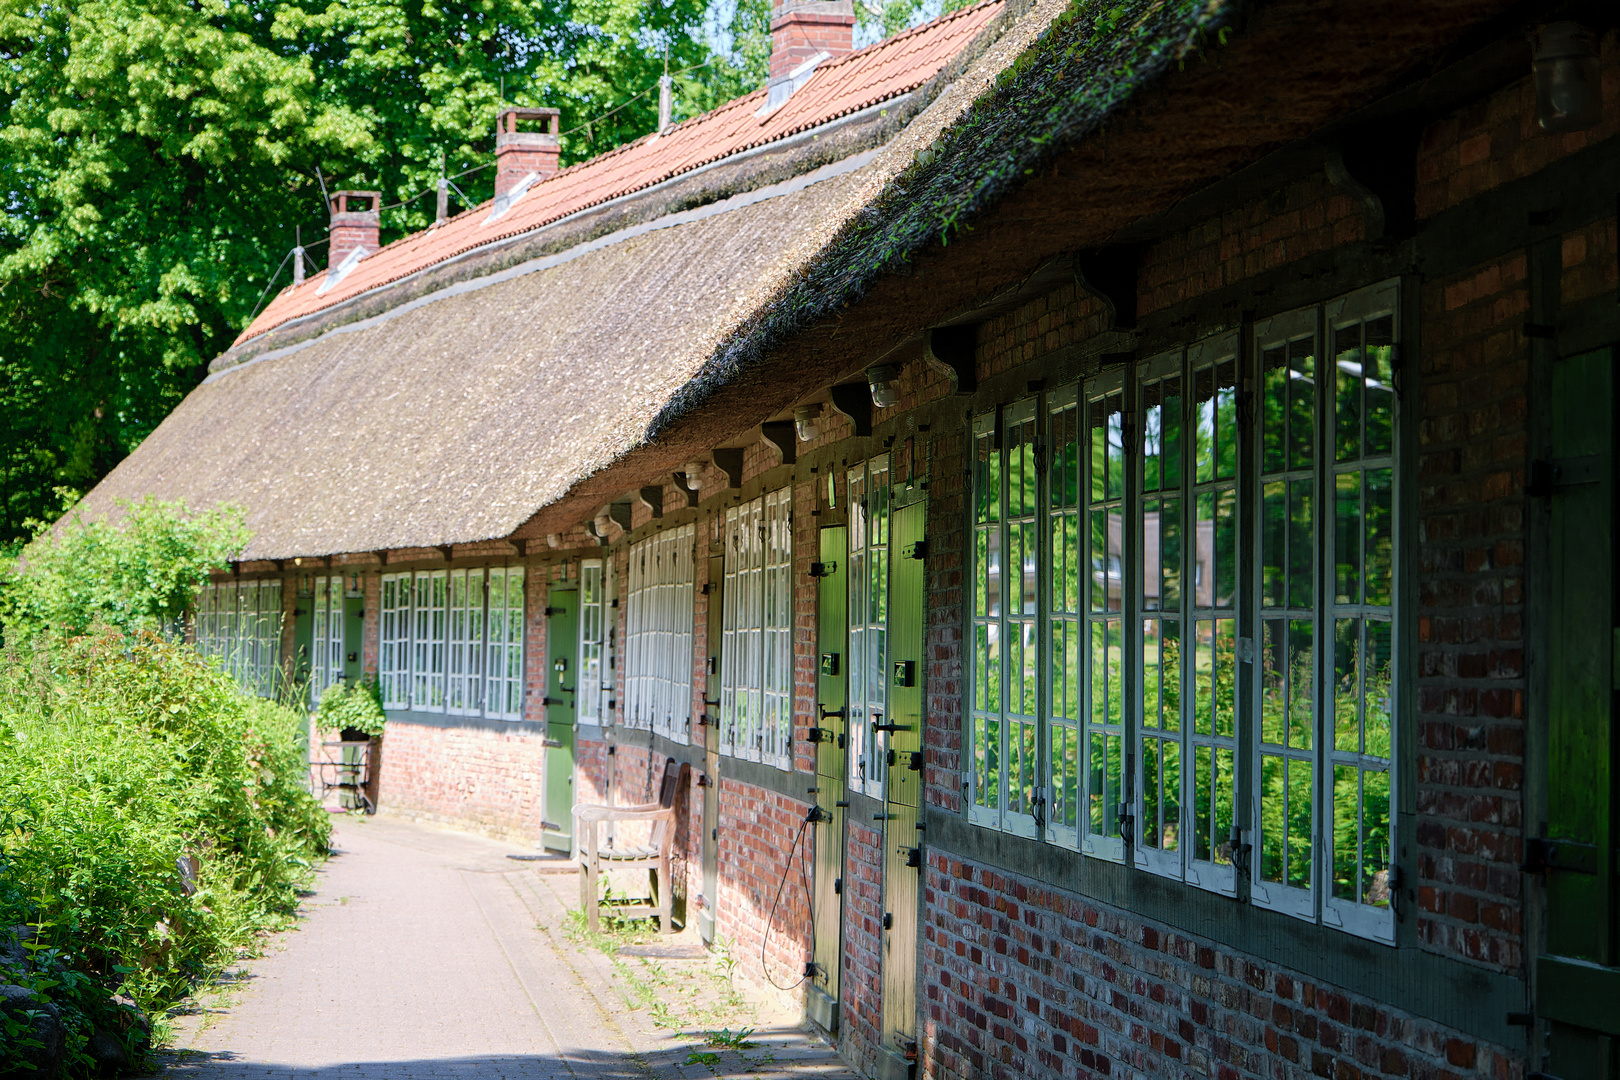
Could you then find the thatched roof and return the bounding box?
[78,0,1517,559]
[74,0,1048,560]
[74,162,875,561]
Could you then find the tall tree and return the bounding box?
[0,0,767,544]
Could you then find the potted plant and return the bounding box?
[314,679,386,811]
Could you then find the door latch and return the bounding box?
[904,846,922,868]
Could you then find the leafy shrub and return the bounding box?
[0,496,248,644]
[0,632,331,1071]
[0,499,327,1074]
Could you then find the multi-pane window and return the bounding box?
[964,281,1400,944]
[411,571,447,710]
[720,489,794,768]
[447,569,484,715]
[578,559,614,726]
[195,580,283,698]
[848,456,890,796]
[968,405,1041,839]
[485,567,525,721]
[311,576,346,706]
[380,576,411,708]
[1132,336,1240,894]
[1254,282,1398,940]
[624,525,695,741]
[380,567,524,720]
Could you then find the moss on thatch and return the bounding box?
[649,0,1245,438]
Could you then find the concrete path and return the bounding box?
[162,816,854,1080]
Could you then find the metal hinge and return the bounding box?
[1528,455,1602,497]
[1521,836,1599,875]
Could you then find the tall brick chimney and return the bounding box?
[327,191,380,270]
[765,0,854,110]
[495,107,561,203]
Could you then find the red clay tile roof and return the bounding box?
[236,0,1003,346]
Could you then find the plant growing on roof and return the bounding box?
[314,678,387,740]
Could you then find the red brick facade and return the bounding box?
[234,21,1618,1080]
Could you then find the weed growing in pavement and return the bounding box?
[706,1026,756,1049]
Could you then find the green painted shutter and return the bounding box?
[1539,347,1620,1071]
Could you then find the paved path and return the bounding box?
[163,816,854,1080]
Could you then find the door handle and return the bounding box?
[542,738,563,749]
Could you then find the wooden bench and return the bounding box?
[573,757,690,935]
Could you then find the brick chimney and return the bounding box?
[327,191,380,270]
[765,0,854,109]
[495,107,561,203]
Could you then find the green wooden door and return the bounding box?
[701,554,724,945]
[343,592,365,686]
[882,500,926,1058]
[1539,346,1620,1073]
[544,585,579,854]
[292,599,314,693]
[811,526,849,1025]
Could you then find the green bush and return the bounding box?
[0,499,328,1074]
[0,632,331,1071]
[0,496,249,645]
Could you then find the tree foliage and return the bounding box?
[0,496,249,643]
[0,0,769,542]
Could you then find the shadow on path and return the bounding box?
[162,1029,837,1079]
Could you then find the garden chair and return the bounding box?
[573,757,690,935]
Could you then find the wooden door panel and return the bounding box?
[812,526,849,1008]
[1540,347,1619,1074]
[544,586,579,853]
[882,500,926,1055]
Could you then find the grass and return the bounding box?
[561,877,781,1074]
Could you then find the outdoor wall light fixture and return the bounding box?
[546,533,561,549]
[682,462,706,491]
[794,403,824,442]
[1534,23,1603,133]
[592,511,613,537]
[867,365,902,409]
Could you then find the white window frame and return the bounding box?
[1252,282,1399,943]
[485,566,525,721]
[446,568,485,715]
[410,570,447,711]
[579,560,609,726]
[720,489,794,768]
[380,574,411,709]
[625,526,695,740]
[196,580,282,699]
[961,284,1400,947]
[1131,335,1241,897]
[311,575,346,707]
[848,456,890,797]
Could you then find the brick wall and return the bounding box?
[717,779,815,1008]
[1415,30,1620,220]
[921,854,1517,1080]
[1414,254,1529,972]
[380,721,548,844]
[977,283,1106,378]
[840,820,886,1078]
[1138,174,1364,319]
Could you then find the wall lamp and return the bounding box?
[794,404,824,442]
[682,461,706,491]
[867,364,901,410]
[1534,23,1602,133]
